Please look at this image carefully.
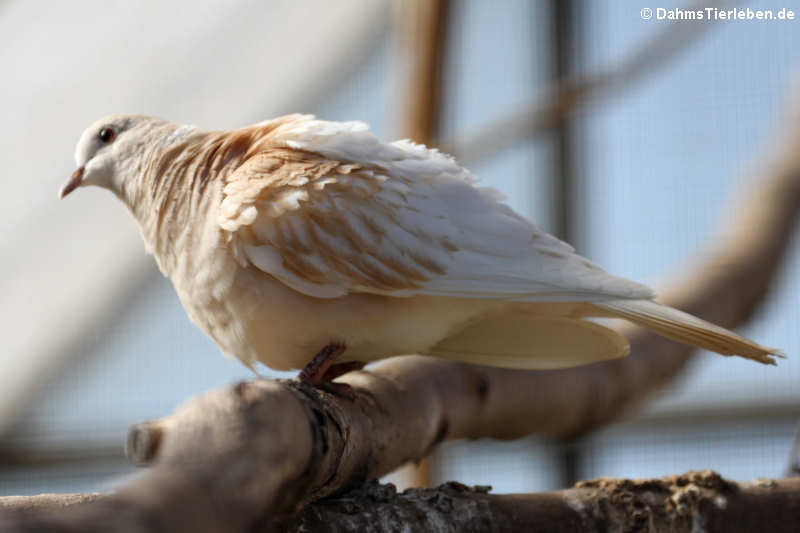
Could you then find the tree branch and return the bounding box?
[5,472,800,532]
[274,473,800,533]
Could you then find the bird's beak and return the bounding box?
[59,166,84,199]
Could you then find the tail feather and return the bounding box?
[593,299,782,365]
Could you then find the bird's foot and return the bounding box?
[298,342,354,386]
[298,344,364,398]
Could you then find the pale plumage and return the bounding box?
[61,114,781,382]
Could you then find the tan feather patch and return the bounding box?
[217,137,459,296]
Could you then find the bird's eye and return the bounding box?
[98,127,116,143]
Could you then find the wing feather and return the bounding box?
[218,115,654,302]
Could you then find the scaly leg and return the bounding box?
[298,342,347,386]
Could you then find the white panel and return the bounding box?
[0,0,390,429]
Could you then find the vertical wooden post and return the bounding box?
[398,0,450,145]
[549,0,585,488]
[550,0,576,244]
[394,0,451,488]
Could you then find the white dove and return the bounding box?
[60,114,780,385]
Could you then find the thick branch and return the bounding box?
[275,473,800,533]
[5,472,800,533]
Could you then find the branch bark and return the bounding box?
[5,473,800,533]
[274,472,800,533]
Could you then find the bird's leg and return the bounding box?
[298,342,348,386]
[298,344,365,397]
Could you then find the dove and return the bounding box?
[60,114,781,385]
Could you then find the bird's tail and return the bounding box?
[592,299,782,365]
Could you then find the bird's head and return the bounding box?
[60,114,169,199]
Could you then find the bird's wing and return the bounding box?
[218,116,654,302]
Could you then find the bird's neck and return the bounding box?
[125,130,245,279]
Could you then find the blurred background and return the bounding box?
[1,0,799,496]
